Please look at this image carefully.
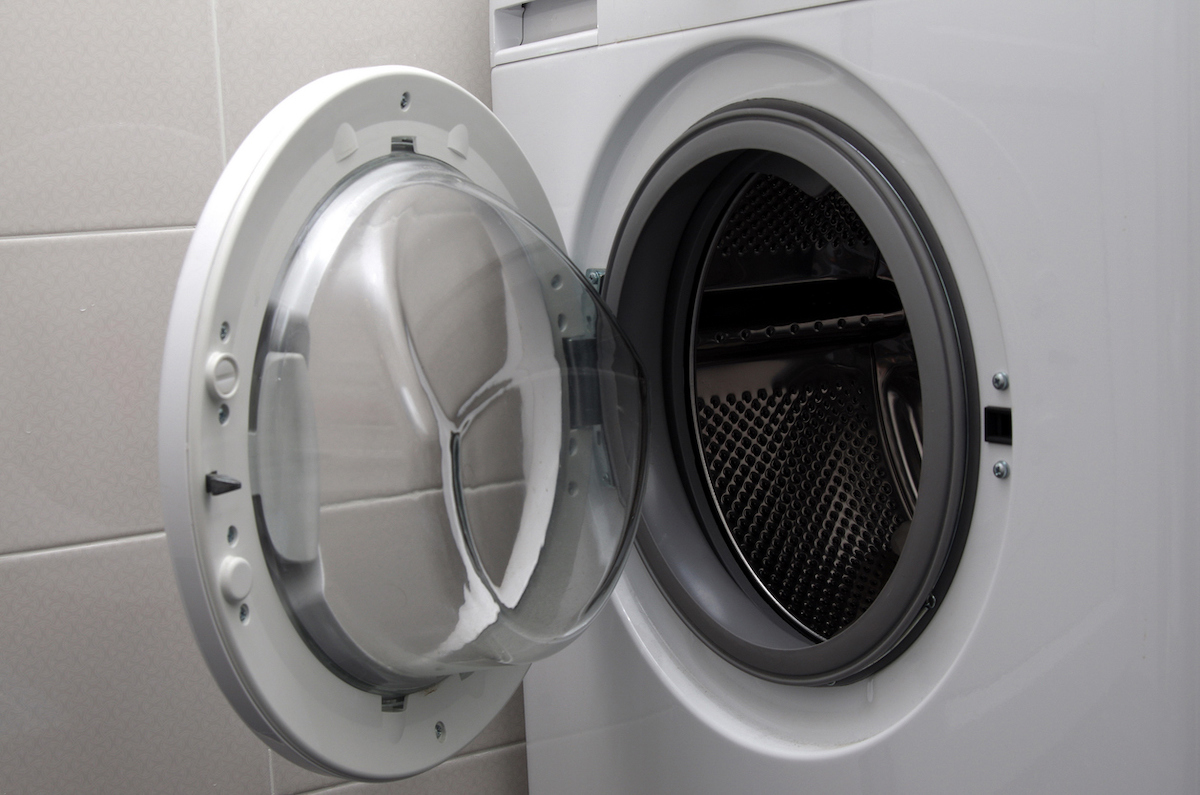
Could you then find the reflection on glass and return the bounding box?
[251,156,645,693]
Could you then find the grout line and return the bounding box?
[297,742,527,794]
[321,478,526,512]
[455,738,527,760]
[0,529,165,561]
[0,225,195,243]
[268,747,276,795]
[209,0,228,164]
[303,783,355,794]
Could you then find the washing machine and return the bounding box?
[488,1,1200,792]
[159,0,1200,790]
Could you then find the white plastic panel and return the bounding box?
[490,0,850,64]
[492,0,599,65]
[596,0,848,46]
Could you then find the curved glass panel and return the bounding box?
[251,156,645,693]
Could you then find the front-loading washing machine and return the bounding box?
[160,0,1200,790]
[488,1,1200,792]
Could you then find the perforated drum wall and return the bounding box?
[689,170,919,641]
[695,377,904,640]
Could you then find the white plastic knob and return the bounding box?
[218,556,253,603]
[206,353,240,400]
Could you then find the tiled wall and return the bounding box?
[0,1,529,793]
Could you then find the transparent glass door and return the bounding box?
[252,154,646,695]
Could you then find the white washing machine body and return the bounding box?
[488,0,1200,792]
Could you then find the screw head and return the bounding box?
[992,371,1009,390]
[434,721,446,742]
[400,91,410,110]
[993,460,1010,479]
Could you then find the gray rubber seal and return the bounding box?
[604,101,979,685]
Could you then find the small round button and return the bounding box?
[207,353,240,400]
[219,556,253,603]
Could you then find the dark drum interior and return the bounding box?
[688,167,923,641]
[608,102,976,685]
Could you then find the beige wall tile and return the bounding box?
[0,0,224,235]
[0,2,514,793]
[461,683,526,756]
[271,752,345,795]
[0,230,188,553]
[215,0,492,155]
[0,533,269,794]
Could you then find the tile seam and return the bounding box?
[0,226,195,243]
[209,0,229,164]
[0,528,165,560]
[455,738,527,759]
[322,478,527,512]
[296,742,527,794]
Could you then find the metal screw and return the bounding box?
[219,321,230,341]
[993,460,1010,479]
[400,91,410,110]
[239,603,250,623]
[434,721,446,742]
[218,404,230,424]
[584,268,605,291]
[992,371,1009,390]
[227,525,238,546]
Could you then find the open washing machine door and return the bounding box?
[159,67,647,781]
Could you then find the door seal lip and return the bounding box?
[604,99,980,685]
